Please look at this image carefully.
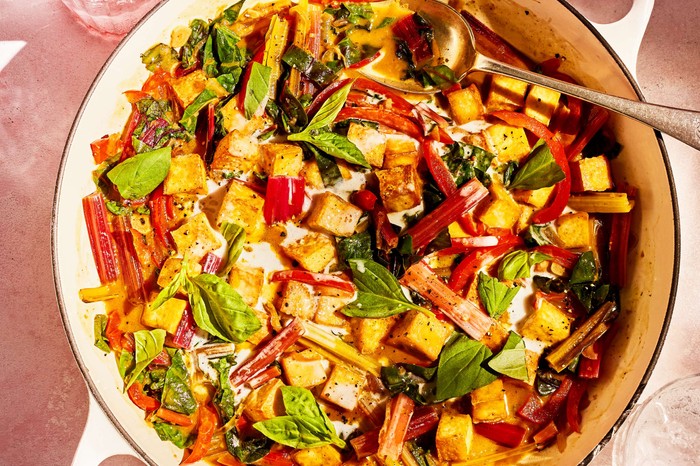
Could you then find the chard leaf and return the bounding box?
[509,141,565,190]
[106,147,171,200]
[218,222,246,277]
[311,147,342,187]
[154,423,192,449]
[161,350,197,414]
[124,329,166,390]
[221,0,244,22]
[181,19,209,69]
[202,34,217,77]
[244,62,272,119]
[376,17,396,28]
[180,89,218,133]
[281,45,336,86]
[211,357,237,422]
[215,23,245,74]
[337,231,373,266]
[570,251,598,284]
[93,314,110,353]
[435,334,496,401]
[477,272,520,319]
[226,431,272,464]
[217,71,242,93]
[487,331,529,382]
[141,43,179,73]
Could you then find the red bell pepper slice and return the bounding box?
[566,107,610,160]
[307,78,353,118]
[533,420,559,445]
[336,107,424,140]
[447,237,523,291]
[566,378,588,433]
[517,376,573,425]
[263,176,305,224]
[351,189,378,211]
[532,245,579,270]
[270,270,355,293]
[90,133,123,164]
[82,193,120,284]
[473,422,527,448]
[181,404,218,464]
[105,312,123,352]
[258,451,294,466]
[608,185,636,287]
[149,184,174,250]
[352,78,415,114]
[421,139,457,196]
[127,381,161,412]
[371,200,399,251]
[491,110,570,224]
[119,108,143,161]
[377,393,415,462]
[156,407,194,427]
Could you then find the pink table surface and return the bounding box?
[1,1,698,465]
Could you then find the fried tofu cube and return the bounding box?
[570,155,614,192]
[282,232,336,273]
[517,204,535,233]
[376,165,423,212]
[478,182,522,230]
[217,180,265,242]
[525,85,561,126]
[471,379,508,423]
[447,84,484,124]
[383,138,420,168]
[142,297,187,334]
[436,412,474,462]
[163,153,208,195]
[521,299,573,347]
[301,159,324,189]
[292,444,342,466]
[259,143,304,177]
[278,281,317,320]
[483,124,531,163]
[248,308,271,346]
[315,295,352,328]
[486,75,529,112]
[170,212,222,262]
[350,316,397,354]
[525,349,539,385]
[387,310,452,361]
[243,378,285,422]
[171,70,208,107]
[555,212,591,249]
[319,365,365,411]
[480,321,510,352]
[169,194,197,227]
[228,264,264,307]
[280,349,330,388]
[512,186,555,209]
[346,122,386,167]
[157,257,202,291]
[210,118,263,176]
[307,192,363,237]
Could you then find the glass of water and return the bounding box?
[613,374,700,465]
[61,0,161,37]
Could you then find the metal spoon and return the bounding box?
[363,0,700,151]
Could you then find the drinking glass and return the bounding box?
[61,0,162,37]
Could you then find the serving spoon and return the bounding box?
[362,0,700,151]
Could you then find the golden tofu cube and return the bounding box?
[350,316,397,355]
[278,281,317,320]
[470,379,508,423]
[555,212,591,249]
[163,153,208,195]
[259,143,304,177]
[319,364,365,411]
[217,180,265,242]
[570,155,614,192]
[170,212,222,262]
[383,138,420,168]
[282,232,336,273]
[243,378,285,422]
[376,165,423,212]
[210,119,263,177]
[480,321,510,352]
[346,122,386,168]
[315,295,352,328]
[436,412,474,462]
[301,159,324,189]
[170,194,197,228]
[157,257,202,292]
[248,308,271,346]
[512,186,555,209]
[447,84,484,124]
[280,349,330,388]
[525,349,540,386]
[483,124,531,163]
[292,444,342,466]
[478,181,522,230]
[129,210,152,236]
[521,299,573,347]
[525,85,561,126]
[228,264,264,307]
[448,221,469,238]
[486,75,529,112]
[307,192,363,237]
[387,310,452,361]
[142,297,187,334]
[517,204,535,233]
[171,70,208,107]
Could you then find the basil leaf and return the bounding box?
[188,273,261,342]
[342,291,422,318]
[93,314,110,353]
[337,231,373,266]
[244,62,272,119]
[282,45,336,86]
[435,334,496,401]
[150,261,188,314]
[124,329,166,390]
[211,357,237,422]
[477,272,520,319]
[118,350,134,379]
[154,422,192,449]
[218,222,246,277]
[509,141,565,190]
[186,279,229,341]
[221,0,244,22]
[180,89,218,133]
[312,148,343,187]
[161,350,197,414]
[282,386,325,419]
[570,251,597,284]
[498,250,551,281]
[106,147,171,200]
[304,82,353,133]
[226,431,272,463]
[293,131,369,168]
[487,331,529,382]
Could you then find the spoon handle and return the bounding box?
[474,54,700,151]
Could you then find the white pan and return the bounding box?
[52,0,679,464]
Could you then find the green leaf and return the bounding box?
[211,357,237,422]
[124,329,166,390]
[301,81,353,133]
[509,141,565,190]
[342,291,422,318]
[281,386,324,419]
[380,366,432,405]
[154,422,192,449]
[181,19,209,69]
[487,331,529,382]
[226,431,272,463]
[93,314,110,353]
[498,250,551,281]
[292,131,369,168]
[477,272,520,319]
[186,279,229,341]
[376,17,396,28]
[570,251,598,284]
[441,142,494,187]
[337,231,373,266]
[188,273,262,342]
[203,34,218,77]
[161,350,197,414]
[217,70,242,93]
[435,334,496,401]
[149,262,188,315]
[215,23,245,74]
[180,89,218,133]
[118,350,134,379]
[141,43,179,73]
[218,222,246,277]
[281,45,336,86]
[244,62,272,119]
[106,147,171,200]
[221,0,244,22]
